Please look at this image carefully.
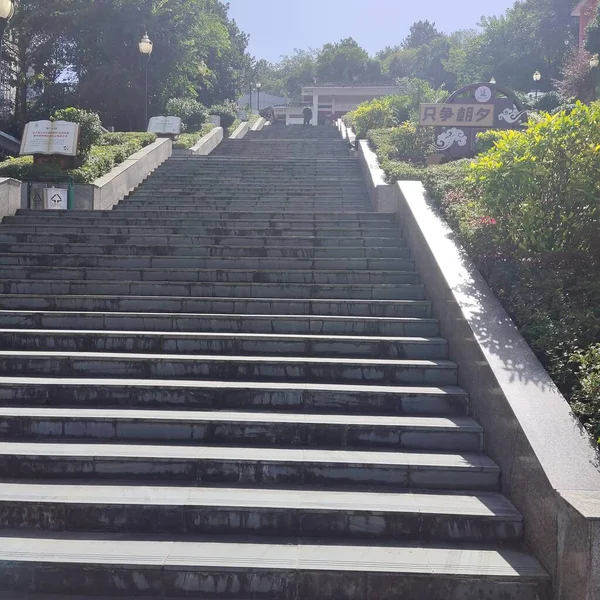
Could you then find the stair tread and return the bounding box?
[0,329,445,343]
[0,408,479,431]
[0,531,547,578]
[0,482,517,517]
[0,376,466,395]
[0,442,498,470]
[0,350,455,367]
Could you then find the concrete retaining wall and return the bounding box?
[229,121,250,139]
[251,117,267,131]
[0,178,24,220]
[358,140,600,600]
[175,127,223,156]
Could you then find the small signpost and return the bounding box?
[419,82,527,161]
[147,116,182,137]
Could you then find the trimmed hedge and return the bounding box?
[173,123,216,150]
[0,132,157,183]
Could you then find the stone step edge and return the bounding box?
[0,376,466,396]
[0,482,518,518]
[0,408,479,432]
[0,532,549,579]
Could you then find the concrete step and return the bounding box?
[0,533,549,599]
[0,311,440,336]
[0,281,426,301]
[0,254,414,272]
[0,351,459,386]
[0,442,498,489]
[0,267,421,286]
[0,378,469,416]
[0,330,448,360]
[0,224,399,237]
[0,409,481,451]
[20,209,394,221]
[0,232,407,248]
[0,296,433,317]
[0,482,521,543]
[3,217,398,232]
[0,243,411,259]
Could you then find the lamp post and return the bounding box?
[138,32,153,130]
[533,70,541,103]
[256,82,262,112]
[590,54,599,102]
[0,0,15,105]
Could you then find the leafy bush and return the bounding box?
[51,107,103,161]
[533,91,562,112]
[368,122,434,166]
[571,344,600,441]
[173,123,216,149]
[0,131,157,183]
[165,98,208,132]
[470,102,600,255]
[475,130,504,153]
[209,100,238,129]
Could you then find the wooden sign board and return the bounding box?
[20,120,80,156]
[148,116,182,135]
[419,103,495,128]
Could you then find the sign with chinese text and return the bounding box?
[20,120,80,157]
[419,83,527,160]
[419,103,495,128]
[148,116,182,135]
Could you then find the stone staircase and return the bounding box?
[0,124,549,599]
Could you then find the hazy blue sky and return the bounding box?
[227,0,517,62]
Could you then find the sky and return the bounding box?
[227,0,517,62]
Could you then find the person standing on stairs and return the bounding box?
[303,106,313,127]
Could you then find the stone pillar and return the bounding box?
[312,94,319,126]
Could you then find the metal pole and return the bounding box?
[144,55,149,130]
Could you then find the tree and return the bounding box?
[402,20,442,49]
[316,38,381,84]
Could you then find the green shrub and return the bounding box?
[349,96,408,138]
[475,130,504,154]
[534,91,562,112]
[210,100,238,129]
[0,131,157,183]
[571,344,600,441]
[166,98,208,132]
[173,123,216,149]
[470,102,600,255]
[52,107,103,161]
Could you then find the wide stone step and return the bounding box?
[0,352,458,385]
[0,311,440,336]
[0,483,521,543]
[0,330,448,360]
[0,442,498,489]
[1,267,420,287]
[0,409,480,451]
[3,217,398,232]
[20,209,393,221]
[0,534,548,599]
[0,378,469,416]
[0,255,414,272]
[0,243,411,259]
[0,296,433,317]
[0,224,398,238]
[0,281,426,301]
[0,232,407,248]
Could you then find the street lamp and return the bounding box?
[0,0,14,104]
[533,70,541,103]
[138,32,153,130]
[256,82,262,112]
